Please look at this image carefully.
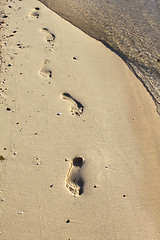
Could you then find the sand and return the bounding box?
[0,0,160,239]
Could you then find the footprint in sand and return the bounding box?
[39,59,52,78]
[65,157,84,197]
[40,28,55,44]
[30,7,40,19]
[60,93,83,116]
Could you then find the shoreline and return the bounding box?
[39,0,160,114]
[0,0,160,239]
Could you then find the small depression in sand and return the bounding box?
[39,59,52,78]
[61,93,83,116]
[30,7,40,19]
[40,27,55,44]
[65,156,84,197]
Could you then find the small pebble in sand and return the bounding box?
[2,15,8,19]
[6,107,11,111]
[66,219,70,223]
[18,211,23,215]
[105,165,108,168]
[50,184,53,188]
[0,155,5,160]
[37,162,40,165]
[123,195,126,198]
[94,185,97,188]
[73,56,78,60]
[14,152,17,155]
[4,148,7,150]
[1,198,5,202]
[132,117,135,120]
[57,112,61,116]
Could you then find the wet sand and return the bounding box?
[0,0,160,239]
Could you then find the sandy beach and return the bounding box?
[0,0,160,239]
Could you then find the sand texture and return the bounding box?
[0,0,160,239]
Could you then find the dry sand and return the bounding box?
[0,0,160,239]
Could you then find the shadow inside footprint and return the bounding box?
[77,178,84,195]
[66,156,84,196]
[41,28,55,44]
[39,59,52,78]
[62,93,84,116]
[73,156,83,167]
[30,8,40,19]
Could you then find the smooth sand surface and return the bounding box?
[0,0,160,239]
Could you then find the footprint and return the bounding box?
[30,7,40,19]
[61,93,83,116]
[39,59,52,78]
[65,157,84,196]
[40,28,55,44]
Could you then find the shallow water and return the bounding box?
[39,0,160,110]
